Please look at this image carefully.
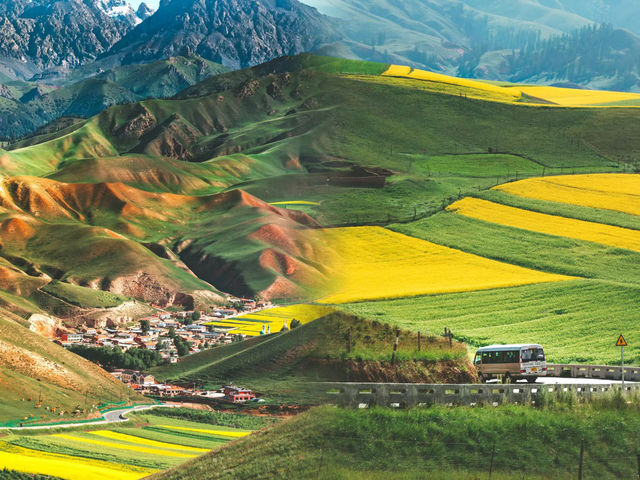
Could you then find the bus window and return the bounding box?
[504,351,518,363]
[474,353,481,365]
[521,348,545,362]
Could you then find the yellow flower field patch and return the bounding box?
[89,431,209,453]
[517,86,640,106]
[207,304,335,336]
[382,64,522,103]
[494,174,640,216]
[315,226,572,304]
[0,441,156,480]
[270,201,320,206]
[447,197,640,252]
[52,433,197,458]
[158,425,251,438]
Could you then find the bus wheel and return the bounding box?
[527,376,537,383]
[503,373,512,384]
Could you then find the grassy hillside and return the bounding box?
[152,403,640,479]
[0,306,143,425]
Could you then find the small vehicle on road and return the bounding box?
[474,344,547,383]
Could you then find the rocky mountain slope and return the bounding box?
[0,0,146,79]
[106,0,339,69]
[0,56,229,139]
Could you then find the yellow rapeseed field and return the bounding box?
[158,425,251,438]
[494,174,640,216]
[381,64,522,103]
[381,65,640,108]
[90,431,209,453]
[52,433,197,458]
[206,304,335,336]
[448,197,640,252]
[0,441,156,480]
[517,86,640,106]
[270,200,320,206]
[316,227,571,304]
[383,65,412,76]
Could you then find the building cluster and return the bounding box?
[54,297,273,363]
[111,370,258,404]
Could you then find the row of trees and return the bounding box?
[69,345,163,370]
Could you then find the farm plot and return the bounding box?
[516,86,640,106]
[0,413,254,479]
[494,174,640,216]
[316,226,572,304]
[206,304,335,336]
[447,197,640,252]
[339,279,640,365]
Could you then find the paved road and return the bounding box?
[484,377,636,385]
[7,404,170,431]
[538,376,635,385]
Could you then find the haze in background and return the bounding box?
[130,0,159,8]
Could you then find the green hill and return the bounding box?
[152,403,640,479]
[151,312,472,403]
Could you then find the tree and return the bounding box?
[183,317,193,326]
[168,327,176,339]
[140,319,150,335]
[173,336,190,357]
[290,318,302,329]
[192,310,201,321]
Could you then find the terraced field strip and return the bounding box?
[516,86,640,106]
[89,430,210,453]
[447,197,640,252]
[52,433,198,458]
[316,226,573,304]
[206,304,335,336]
[157,425,251,438]
[494,174,640,216]
[0,441,156,480]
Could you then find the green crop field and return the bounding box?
[340,280,640,365]
[0,411,259,480]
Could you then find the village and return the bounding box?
[53,296,271,403]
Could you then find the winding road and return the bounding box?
[7,404,171,431]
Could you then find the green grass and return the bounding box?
[339,280,640,365]
[151,403,640,480]
[142,408,276,430]
[40,281,126,308]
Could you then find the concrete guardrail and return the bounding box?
[319,382,640,408]
[546,364,640,381]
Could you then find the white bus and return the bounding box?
[474,344,547,383]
